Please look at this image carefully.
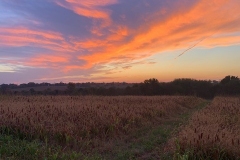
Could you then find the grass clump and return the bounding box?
[173,138,238,160]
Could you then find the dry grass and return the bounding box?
[0,96,202,147]
[172,96,240,159]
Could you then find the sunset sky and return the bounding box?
[0,0,240,84]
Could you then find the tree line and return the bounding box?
[0,75,239,99]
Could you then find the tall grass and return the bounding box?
[172,97,240,159]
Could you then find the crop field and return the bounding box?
[2,95,240,159]
[0,96,202,142]
[173,97,240,159]
[0,95,206,159]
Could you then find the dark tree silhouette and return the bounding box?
[220,75,239,84]
[141,78,161,95]
[67,82,76,94]
[1,75,240,98]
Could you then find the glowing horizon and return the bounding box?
[0,0,240,84]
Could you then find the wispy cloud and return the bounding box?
[0,27,73,52]
[54,0,118,19]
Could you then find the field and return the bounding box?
[0,95,239,159]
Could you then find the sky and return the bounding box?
[0,0,240,84]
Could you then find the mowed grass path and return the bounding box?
[99,101,210,160]
[0,96,208,160]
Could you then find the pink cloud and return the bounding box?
[0,27,74,52]
[54,0,118,19]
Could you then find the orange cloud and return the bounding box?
[0,27,74,52]
[73,7,109,19]
[29,55,69,64]
[107,26,128,41]
[3,54,69,69]
[18,54,90,73]
[201,34,240,47]
[75,40,107,49]
[55,0,118,19]
[74,25,128,50]
[1,28,64,41]
[76,0,240,69]
[63,65,86,72]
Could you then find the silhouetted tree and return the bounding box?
[141,78,161,95]
[67,82,76,94]
[219,76,240,95]
[220,75,239,85]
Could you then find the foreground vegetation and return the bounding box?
[0,95,240,159]
[0,133,81,160]
[0,95,204,159]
